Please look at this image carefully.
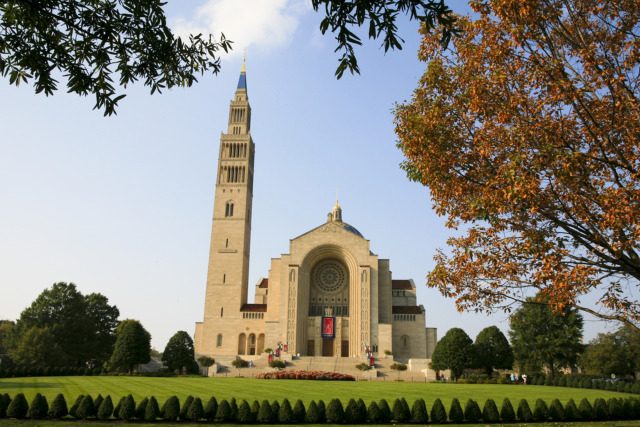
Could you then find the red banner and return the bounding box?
[321,316,335,338]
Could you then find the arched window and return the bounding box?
[217,334,223,347]
[225,202,234,217]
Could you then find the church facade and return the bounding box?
[194,65,437,361]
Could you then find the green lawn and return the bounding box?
[0,376,629,408]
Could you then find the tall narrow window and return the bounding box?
[220,307,224,317]
[217,333,223,346]
[223,274,226,283]
[225,202,234,217]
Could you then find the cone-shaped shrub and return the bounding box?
[93,395,103,414]
[593,398,609,420]
[317,399,326,422]
[279,399,294,423]
[624,383,633,393]
[257,400,275,423]
[76,395,95,420]
[608,398,623,420]
[622,398,636,420]
[48,393,68,419]
[238,400,254,423]
[464,399,481,422]
[578,398,594,420]
[565,398,579,420]
[392,397,410,422]
[251,400,260,419]
[431,398,447,424]
[69,394,84,418]
[135,397,148,420]
[517,399,533,422]
[327,398,344,423]
[0,394,11,418]
[344,399,358,424]
[270,400,280,420]
[7,393,28,418]
[357,398,367,422]
[411,398,428,423]
[367,401,381,423]
[482,399,499,423]
[558,376,566,387]
[204,396,218,421]
[533,398,549,421]
[447,397,463,423]
[27,393,48,419]
[549,398,565,421]
[378,398,391,422]
[113,396,125,419]
[217,400,232,422]
[293,399,306,423]
[306,400,320,423]
[119,395,135,421]
[187,397,204,421]
[179,395,193,421]
[144,396,159,422]
[500,398,515,421]
[230,397,238,421]
[163,396,180,421]
[544,376,553,386]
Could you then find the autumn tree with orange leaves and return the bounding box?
[395,0,640,332]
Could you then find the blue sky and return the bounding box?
[0,1,613,351]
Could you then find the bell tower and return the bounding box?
[196,62,255,355]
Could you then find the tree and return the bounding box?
[108,319,151,373]
[198,356,215,376]
[473,326,514,377]
[0,320,14,364]
[579,325,640,378]
[390,362,407,380]
[8,326,64,367]
[430,327,474,380]
[395,0,640,332]
[162,331,194,373]
[509,296,584,377]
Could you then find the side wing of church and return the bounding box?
[194,64,437,362]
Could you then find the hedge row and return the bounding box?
[0,366,186,378]
[1,393,640,423]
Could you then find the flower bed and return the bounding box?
[256,370,355,381]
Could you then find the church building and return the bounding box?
[194,64,437,361]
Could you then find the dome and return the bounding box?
[333,221,364,238]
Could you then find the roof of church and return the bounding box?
[237,61,247,91]
[241,303,267,312]
[332,221,363,238]
[258,278,268,288]
[392,280,413,290]
[392,305,423,314]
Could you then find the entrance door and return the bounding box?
[307,340,315,356]
[341,340,349,357]
[322,338,334,356]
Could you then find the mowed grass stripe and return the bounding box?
[0,377,626,407]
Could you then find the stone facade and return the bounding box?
[194,65,437,361]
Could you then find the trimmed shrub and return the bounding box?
[163,396,180,421]
[6,393,28,419]
[69,394,84,418]
[270,400,280,420]
[593,398,609,420]
[378,398,391,423]
[625,383,633,393]
[306,400,320,423]
[48,393,68,419]
[179,395,193,420]
[533,398,549,421]
[293,399,306,423]
[392,397,410,423]
[216,399,232,422]
[357,398,367,422]
[119,394,135,421]
[449,397,463,423]
[431,398,447,424]
[76,395,95,420]
[204,396,218,421]
[187,397,204,421]
[251,400,260,418]
[464,399,481,422]
[230,397,238,421]
[500,397,515,421]
[317,399,326,422]
[411,398,428,423]
[238,400,254,423]
[482,399,499,423]
[544,376,553,386]
[135,396,148,420]
[581,377,592,388]
[549,398,565,421]
[578,398,594,420]
[279,398,294,423]
[608,398,623,420]
[565,398,579,420]
[517,399,533,422]
[96,395,113,420]
[257,400,275,423]
[622,398,636,419]
[113,396,125,419]
[144,396,160,422]
[27,393,48,419]
[558,376,566,387]
[93,395,103,414]
[367,401,381,423]
[345,399,359,424]
[0,394,11,418]
[326,398,344,423]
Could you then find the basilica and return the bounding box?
[194,64,437,362]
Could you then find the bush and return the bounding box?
[378,398,391,422]
[581,377,592,388]
[411,398,428,423]
[270,400,280,420]
[545,376,553,386]
[549,398,565,421]
[306,400,321,423]
[449,397,463,423]
[557,376,566,387]
[279,399,294,423]
[579,398,594,420]
[565,398,579,420]
[293,399,306,423]
[392,397,410,423]
[482,399,499,423]
[533,398,549,421]
[69,394,84,418]
[238,400,254,423]
[0,394,11,418]
[179,395,193,420]
[187,397,204,421]
[27,393,48,419]
[500,397,515,421]
[48,393,68,419]
[95,395,113,420]
[357,398,367,422]
[326,398,344,423]
[593,398,609,420]
[6,393,28,418]
[608,398,623,420]
[119,395,135,421]
[257,400,274,423]
[135,396,148,420]
[230,397,238,421]
[112,396,125,419]
[517,399,533,422]
[216,399,231,422]
[464,398,481,422]
[251,400,260,419]
[269,360,286,369]
[622,398,636,419]
[344,399,358,424]
[76,395,95,420]
[231,358,249,368]
[367,401,381,423]
[93,394,103,414]
[144,396,160,421]
[431,398,447,423]
[204,396,218,421]
[317,399,326,422]
[163,396,180,421]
